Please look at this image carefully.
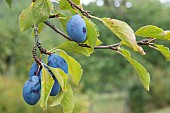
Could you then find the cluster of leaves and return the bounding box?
[40,50,81,112]
[5,0,170,112]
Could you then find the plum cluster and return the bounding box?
[22,14,85,105]
[22,54,68,105]
[67,14,87,43]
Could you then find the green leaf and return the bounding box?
[40,67,54,109]
[120,49,150,91]
[85,48,94,55]
[59,0,80,10]
[101,18,145,55]
[5,0,12,8]
[165,30,170,41]
[60,50,83,86]
[154,44,170,61]
[57,41,91,57]
[61,84,74,113]
[72,0,80,5]
[31,23,44,36]
[19,0,51,31]
[54,10,68,17]
[46,65,68,91]
[96,39,102,46]
[38,22,44,33]
[50,91,66,107]
[84,17,98,48]
[59,17,71,33]
[135,25,166,39]
[32,0,51,24]
[52,49,83,86]
[19,5,33,31]
[59,0,71,10]
[47,0,54,10]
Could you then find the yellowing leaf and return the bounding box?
[120,49,150,91]
[135,25,166,39]
[61,84,74,113]
[57,41,91,57]
[96,39,102,46]
[40,67,54,109]
[50,91,65,107]
[85,48,94,55]
[154,44,170,61]
[50,84,74,112]
[165,30,170,41]
[101,18,145,55]
[60,51,83,86]
[38,22,44,33]
[84,17,99,48]
[47,66,68,91]
[52,50,83,86]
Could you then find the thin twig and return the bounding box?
[137,38,155,45]
[148,45,158,50]
[33,25,40,64]
[44,21,72,41]
[34,25,52,55]
[49,14,60,19]
[67,0,91,18]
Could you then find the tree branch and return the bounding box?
[34,25,52,55]
[44,21,72,41]
[44,20,155,51]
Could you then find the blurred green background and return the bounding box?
[0,0,170,113]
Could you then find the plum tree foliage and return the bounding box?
[5,0,170,112]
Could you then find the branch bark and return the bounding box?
[44,21,72,41]
[34,25,52,55]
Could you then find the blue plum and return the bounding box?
[66,14,87,43]
[29,62,42,78]
[47,54,68,96]
[22,76,41,105]
[50,78,60,96]
[48,54,68,74]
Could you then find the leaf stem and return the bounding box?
[90,15,102,22]
[148,45,158,50]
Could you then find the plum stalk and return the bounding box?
[32,25,52,65]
